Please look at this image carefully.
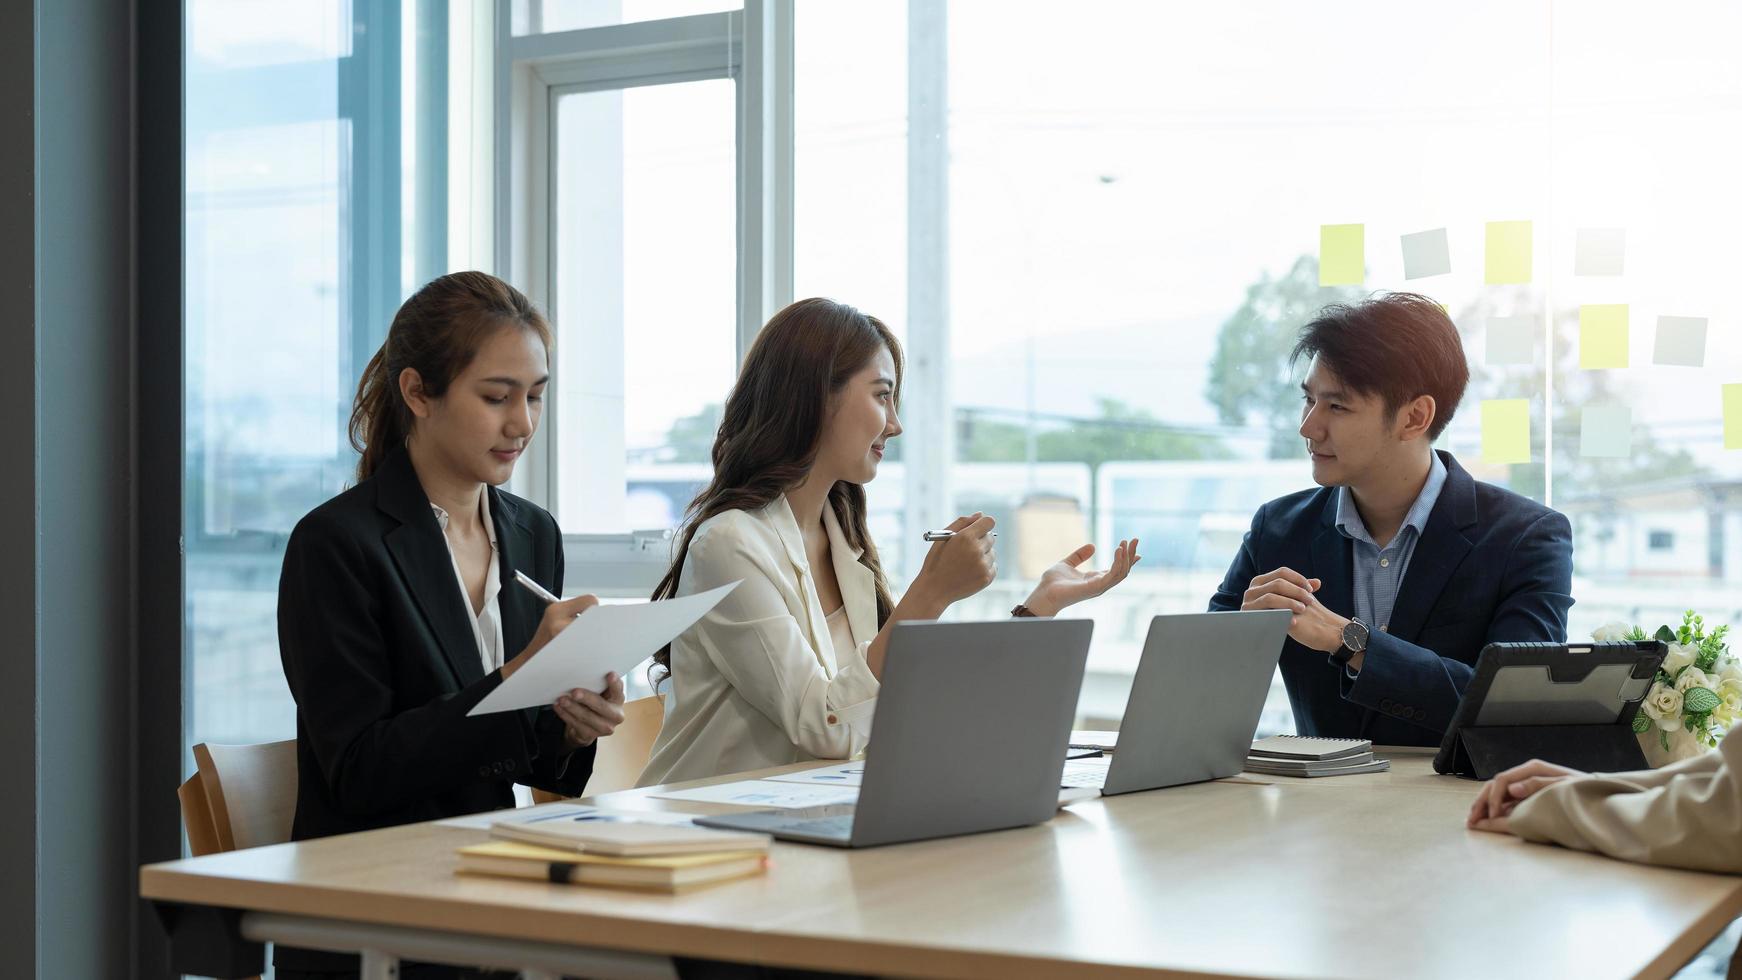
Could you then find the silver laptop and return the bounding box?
[1061,610,1290,795]
[695,618,1092,848]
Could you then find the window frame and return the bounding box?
[497,2,793,595]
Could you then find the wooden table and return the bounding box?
[140,749,1742,979]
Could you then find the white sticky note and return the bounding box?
[1580,404,1633,458]
[1653,316,1708,368]
[1575,228,1626,277]
[1486,315,1537,366]
[1400,228,1451,280]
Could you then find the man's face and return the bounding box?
[1297,356,1403,488]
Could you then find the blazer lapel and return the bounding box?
[1310,490,1354,626]
[490,488,540,661]
[375,448,484,689]
[824,501,877,649]
[768,496,835,672]
[1383,452,1478,643]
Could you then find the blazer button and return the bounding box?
[1413,708,1427,722]
[1379,698,1394,712]
[505,759,517,772]
[477,767,489,778]
[826,714,838,725]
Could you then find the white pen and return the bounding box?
[513,569,562,604]
[922,530,998,542]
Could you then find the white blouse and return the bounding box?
[638,495,881,786]
[430,490,504,677]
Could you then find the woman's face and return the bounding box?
[403,324,549,487]
[815,345,902,486]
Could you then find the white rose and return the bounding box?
[1716,678,1742,726]
[1663,643,1699,675]
[1719,657,1742,686]
[1675,667,1711,693]
[1592,621,1633,643]
[1642,683,1685,732]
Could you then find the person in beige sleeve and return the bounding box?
[1467,728,1742,874]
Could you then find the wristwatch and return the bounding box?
[1333,617,1370,664]
[1011,604,1037,618]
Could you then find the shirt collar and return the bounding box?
[430,489,498,548]
[1335,451,1447,548]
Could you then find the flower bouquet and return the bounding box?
[1594,612,1737,767]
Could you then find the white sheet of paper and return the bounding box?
[1574,227,1625,276]
[650,779,861,809]
[1654,316,1708,367]
[764,763,866,787]
[1400,227,1451,280]
[467,582,739,716]
[435,802,701,830]
[1580,404,1633,458]
[1485,315,1537,366]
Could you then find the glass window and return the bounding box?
[512,0,738,35]
[184,0,439,754]
[795,1,1742,736]
[550,78,737,534]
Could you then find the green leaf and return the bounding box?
[1685,687,1723,714]
[1632,714,1652,734]
[1662,729,1672,751]
[1656,625,1678,646]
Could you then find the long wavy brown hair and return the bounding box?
[650,297,904,687]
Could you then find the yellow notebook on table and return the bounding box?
[456,840,768,893]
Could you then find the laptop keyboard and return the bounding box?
[1060,757,1111,789]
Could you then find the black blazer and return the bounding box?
[277,445,594,843]
[1210,451,1575,745]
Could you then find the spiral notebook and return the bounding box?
[1248,734,1370,762]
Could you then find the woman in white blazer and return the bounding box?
[638,298,1140,786]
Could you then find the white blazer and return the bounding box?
[637,495,881,786]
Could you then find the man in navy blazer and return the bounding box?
[1210,293,1573,746]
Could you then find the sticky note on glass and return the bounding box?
[1726,384,1742,451]
[1579,304,1629,369]
[1480,399,1531,464]
[1400,228,1451,280]
[1320,224,1364,286]
[1486,314,1537,366]
[1485,220,1533,284]
[1575,228,1626,277]
[1579,404,1632,458]
[1653,316,1708,367]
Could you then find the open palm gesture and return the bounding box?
[1024,538,1141,617]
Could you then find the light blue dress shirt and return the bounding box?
[1334,451,1448,640]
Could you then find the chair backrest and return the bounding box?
[531,695,666,804]
[193,739,299,852]
[177,770,223,858]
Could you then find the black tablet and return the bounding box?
[1433,640,1666,777]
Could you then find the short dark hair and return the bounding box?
[1290,292,1469,441]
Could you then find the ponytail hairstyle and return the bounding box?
[649,298,904,687]
[349,271,552,482]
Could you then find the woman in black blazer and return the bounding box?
[275,271,624,979]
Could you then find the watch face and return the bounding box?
[1344,620,1369,652]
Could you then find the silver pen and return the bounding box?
[922,530,998,542]
[513,569,562,603]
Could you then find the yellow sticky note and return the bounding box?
[1481,399,1531,464]
[1319,224,1364,286]
[1580,304,1630,369]
[1485,220,1533,284]
[1725,384,1742,451]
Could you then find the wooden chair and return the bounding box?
[191,739,300,853]
[532,694,665,804]
[176,770,223,858]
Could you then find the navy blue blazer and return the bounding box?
[1209,450,1574,746]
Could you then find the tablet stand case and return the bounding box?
[1435,641,1666,780]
